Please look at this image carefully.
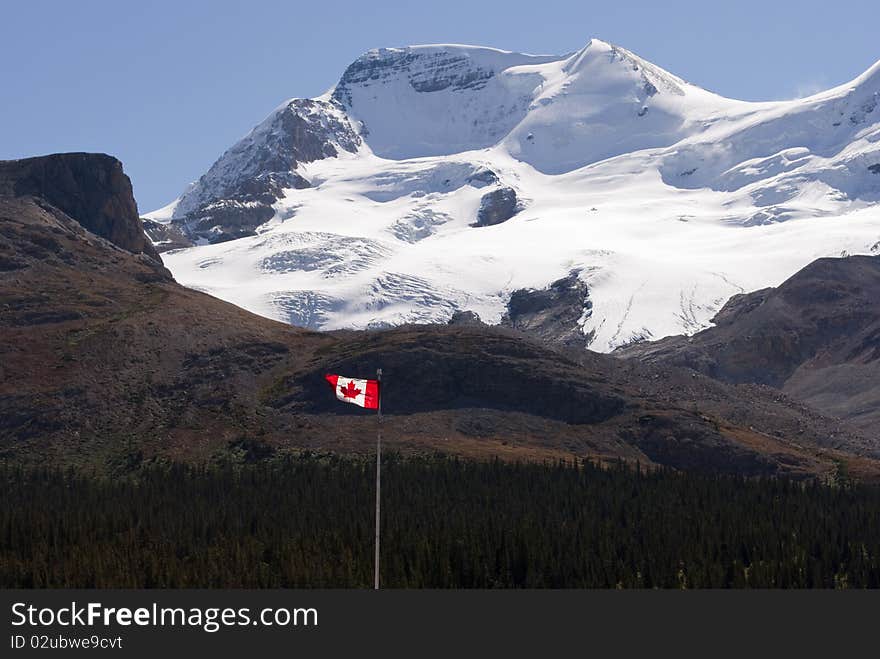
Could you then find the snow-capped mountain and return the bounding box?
[146,39,880,351]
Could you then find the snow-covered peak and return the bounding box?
[498,39,741,174]
[332,42,556,87]
[561,39,678,90]
[152,40,880,353]
[184,98,360,212]
[325,38,744,173]
[329,43,560,160]
[330,42,558,102]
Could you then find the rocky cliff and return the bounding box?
[0,153,161,261]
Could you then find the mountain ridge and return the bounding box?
[4,152,878,479]
[146,39,880,352]
[617,254,880,433]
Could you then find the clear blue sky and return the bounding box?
[1,0,877,212]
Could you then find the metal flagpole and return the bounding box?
[374,367,382,590]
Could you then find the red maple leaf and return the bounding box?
[339,380,362,399]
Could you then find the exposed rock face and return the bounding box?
[466,167,499,187]
[185,200,276,243]
[618,255,880,432]
[500,271,592,349]
[0,153,161,261]
[448,310,484,326]
[474,187,520,227]
[332,49,498,106]
[169,99,360,243]
[142,219,193,252]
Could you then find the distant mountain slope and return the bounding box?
[4,153,877,478]
[147,39,880,350]
[618,255,880,433]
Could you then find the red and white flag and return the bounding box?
[324,373,380,410]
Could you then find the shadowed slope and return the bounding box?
[1,154,877,480]
[618,256,880,433]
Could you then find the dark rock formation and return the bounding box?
[448,310,484,326]
[474,187,520,227]
[142,219,193,252]
[172,99,359,243]
[333,49,496,107]
[188,202,272,243]
[0,153,160,261]
[618,255,880,433]
[466,167,499,187]
[500,271,592,350]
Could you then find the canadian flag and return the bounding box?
[324,374,380,410]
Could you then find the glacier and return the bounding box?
[146,38,880,351]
